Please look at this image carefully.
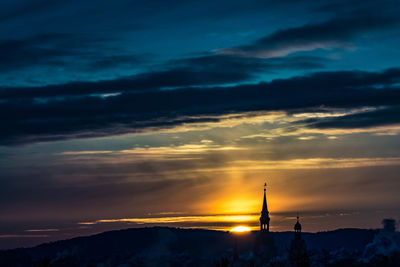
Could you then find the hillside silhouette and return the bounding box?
[0,227,380,266]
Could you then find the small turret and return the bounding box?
[294,214,302,233]
[289,213,309,266]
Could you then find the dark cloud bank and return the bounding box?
[218,15,397,58]
[1,68,400,145]
[0,6,399,146]
[0,54,324,98]
[1,11,396,76]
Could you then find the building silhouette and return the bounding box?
[254,183,277,264]
[294,214,302,236]
[289,215,310,267]
[259,183,270,232]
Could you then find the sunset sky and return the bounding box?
[1,0,400,249]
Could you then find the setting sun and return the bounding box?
[230,226,251,233]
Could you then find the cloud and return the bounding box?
[0,54,324,98]
[0,34,143,74]
[217,16,397,58]
[314,0,398,17]
[0,0,58,22]
[1,68,400,145]
[60,144,400,170]
[242,123,400,140]
[0,1,341,87]
[0,234,49,238]
[304,106,400,129]
[0,34,70,71]
[226,157,400,170]
[24,229,59,232]
[0,171,209,221]
[60,143,243,162]
[78,214,257,226]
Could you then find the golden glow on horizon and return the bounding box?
[77,215,263,232]
[78,214,258,225]
[54,109,400,232]
[230,226,251,232]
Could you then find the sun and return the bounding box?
[230,226,251,233]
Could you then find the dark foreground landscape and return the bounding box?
[1,224,399,267]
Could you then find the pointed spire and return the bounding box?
[262,182,268,213]
[260,182,270,232]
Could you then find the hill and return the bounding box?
[0,227,377,266]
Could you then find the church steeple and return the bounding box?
[259,182,270,232]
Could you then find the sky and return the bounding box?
[1,0,400,249]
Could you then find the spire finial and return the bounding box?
[297,212,299,222]
[264,182,267,192]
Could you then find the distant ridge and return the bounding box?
[0,227,377,266]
